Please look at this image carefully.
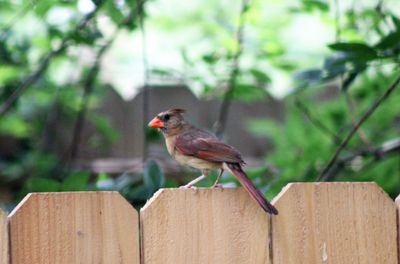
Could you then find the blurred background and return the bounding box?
[0,0,399,211]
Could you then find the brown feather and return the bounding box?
[175,128,244,164]
[225,163,278,215]
[149,109,277,214]
[165,108,186,115]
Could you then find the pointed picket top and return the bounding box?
[9,192,140,264]
[141,188,271,264]
[271,182,397,264]
[0,209,7,264]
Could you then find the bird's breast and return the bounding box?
[165,136,177,156]
[165,135,221,170]
[173,152,221,170]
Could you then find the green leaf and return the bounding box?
[150,68,175,78]
[61,172,90,191]
[91,0,103,6]
[328,42,377,56]
[143,160,165,193]
[145,125,162,142]
[27,178,61,192]
[232,83,267,102]
[98,172,109,181]
[128,185,151,201]
[103,1,124,24]
[0,65,21,84]
[374,31,400,50]
[0,114,30,138]
[249,69,271,84]
[96,174,116,190]
[302,0,329,12]
[327,43,378,67]
[34,0,57,16]
[341,71,360,92]
[390,15,400,31]
[202,53,219,64]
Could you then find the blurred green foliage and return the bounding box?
[0,0,399,211]
[176,0,400,198]
[0,0,153,209]
[247,2,400,198]
[96,160,165,208]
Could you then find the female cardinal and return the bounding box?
[148,108,278,215]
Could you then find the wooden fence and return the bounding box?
[0,182,399,264]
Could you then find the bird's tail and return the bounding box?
[224,162,278,215]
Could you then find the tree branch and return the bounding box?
[333,0,371,150]
[0,4,103,117]
[67,45,106,162]
[317,74,400,181]
[66,10,138,162]
[214,0,250,138]
[137,0,150,163]
[344,92,372,148]
[0,0,38,40]
[295,99,342,144]
[322,138,400,181]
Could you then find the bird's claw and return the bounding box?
[212,183,224,189]
[180,184,197,189]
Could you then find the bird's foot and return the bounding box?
[179,184,197,189]
[212,183,224,188]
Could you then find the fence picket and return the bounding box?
[271,182,398,264]
[1,183,398,264]
[396,194,400,263]
[0,209,7,264]
[140,188,270,264]
[8,192,139,264]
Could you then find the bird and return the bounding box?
[148,108,278,215]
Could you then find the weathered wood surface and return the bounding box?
[8,192,139,264]
[0,209,7,264]
[271,182,398,264]
[396,194,400,263]
[140,188,270,264]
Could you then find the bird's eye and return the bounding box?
[164,114,170,121]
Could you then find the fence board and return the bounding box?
[0,209,7,264]
[140,188,270,264]
[271,182,397,264]
[396,194,400,263]
[8,192,139,264]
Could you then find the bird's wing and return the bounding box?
[175,129,244,164]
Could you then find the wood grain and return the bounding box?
[8,192,139,264]
[396,194,400,264]
[140,188,270,264]
[271,182,398,264]
[0,209,7,264]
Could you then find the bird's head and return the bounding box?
[148,108,186,135]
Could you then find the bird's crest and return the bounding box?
[166,108,186,115]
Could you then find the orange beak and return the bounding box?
[148,117,165,128]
